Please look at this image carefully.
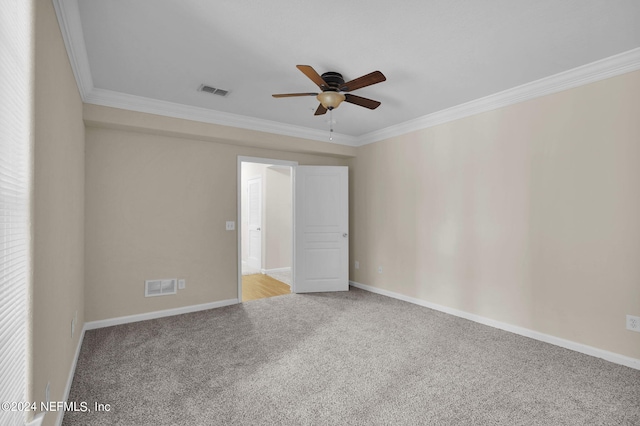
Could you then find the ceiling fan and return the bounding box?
[272,65,386,116]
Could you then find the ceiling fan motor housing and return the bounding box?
[321,72,345,91]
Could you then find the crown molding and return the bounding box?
[85,88,360,146]
[357,47,640,146]
[54,0,640,148]
[52,0,93,99]
[52,0,358,146]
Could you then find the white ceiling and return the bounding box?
[58,0,640,144]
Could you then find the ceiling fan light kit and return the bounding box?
[273,65,386,139]
[317,91,345,110]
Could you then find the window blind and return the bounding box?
[0,0,33,425]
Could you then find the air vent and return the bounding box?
[145,279,177,297]
[198,84,229,97]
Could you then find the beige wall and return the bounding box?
[33,1,85,425]
[83,103,356,159]
[350,70,640,359]
[84,113,349,322]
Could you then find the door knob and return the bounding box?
[343,233,348,238]
[257,227,261,231]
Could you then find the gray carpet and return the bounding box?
[64,288,640,425]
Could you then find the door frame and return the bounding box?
[237,156,298,302]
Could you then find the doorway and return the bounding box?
[238,157,297,302]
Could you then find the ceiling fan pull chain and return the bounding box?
[329,109,334,141]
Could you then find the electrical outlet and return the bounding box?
[225,221,235,231]
[627,315,640,332]
[354,261,359,270]
[378,266,383,274]
[178,279,186,290]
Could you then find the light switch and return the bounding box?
[226,221,235,231]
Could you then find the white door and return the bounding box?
[247,177,262,270]
[294,166,349,293]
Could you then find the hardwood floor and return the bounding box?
[242,274,290,302]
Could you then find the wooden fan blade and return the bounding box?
[344,94,381,110]
[272,92,318,98]
[297,65,329,89]
[341,71,386,92]
[314,104,328,115]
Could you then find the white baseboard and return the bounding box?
[350,280,640,371]
[84,298,239,330]
[56,324,86,426]
[26,413,45,426]
[263,267,291,274]
[59,299,238,424]
[262,267,292,286]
